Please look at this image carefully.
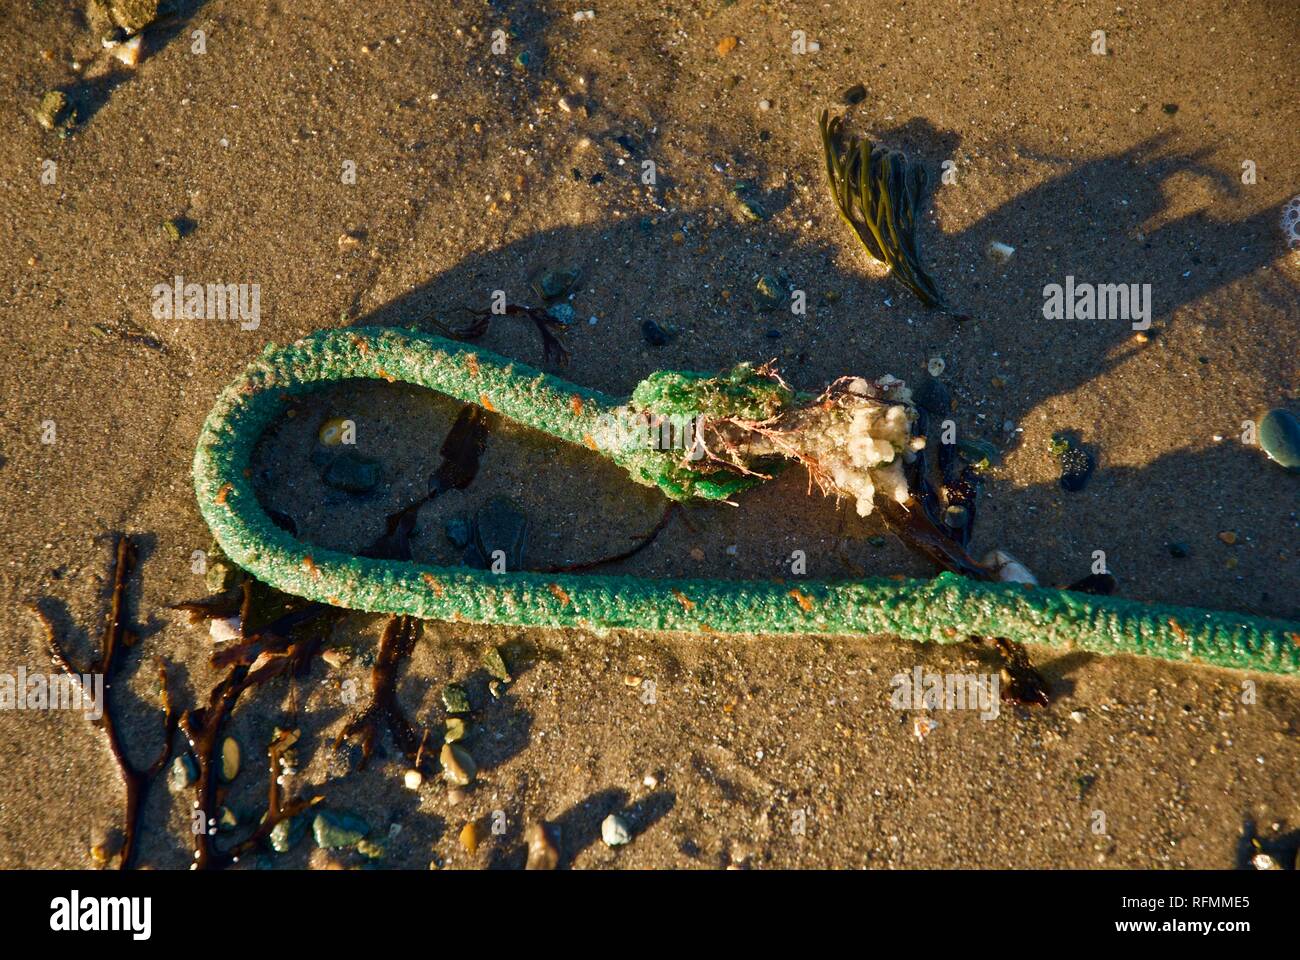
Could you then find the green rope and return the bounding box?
[193,326,1300,676]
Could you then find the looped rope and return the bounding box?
[193,326,1300,676]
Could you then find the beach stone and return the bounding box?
[1167,541,1190,558]
[270,815,307,853]
[168,754,197,794]
[444,516,472,548]
[323,450,381,493]
[219,737,240,782]
[110,0,158,33]
[312,811,370,849]
[957,438,999,468]
[532,267,580,301]
[482,646,511,682]
[443,717,469,743]
[641,319,674,346]
[441,743,477,786]
[317,416,352,446]
[912,375,950,416]
[525,822,560,870]
[465,496,527,570]
[601,813,632,846]
[442,684,470,714]
[1258,408,1300,471]
[841,83,867,105]
[546,302,575,325]
[754,274,784,310]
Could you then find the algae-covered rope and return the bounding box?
[193,327,1300,676]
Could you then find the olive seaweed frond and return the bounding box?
[819,109,961,316]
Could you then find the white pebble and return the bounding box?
[209,616,241,643]
[601,814,631,846]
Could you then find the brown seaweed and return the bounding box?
[36,534,177,869]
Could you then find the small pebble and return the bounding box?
[641,319,674,346]
[986,241,1015,263]
[460,820,480,855]
[926,356,945,377]
[982,549,1038,586]
[403,769,423,791]
[525,822,560,869]
[444,717,469,743]
[442,684,470,714]
[322,450,381,494]
[219,737,240,782]
[441,742,477,786]
[208,615,240,643]
[318,416,351,446]
[1258,408,1300,472]
[270,815,306,854]
[601,813,632,846]
[1218,530,1237,545]
[841,83,867,105]
[312,810,370,849]
[1167,541,1190,558]
[482,646,511,682]
[168,754,198,793]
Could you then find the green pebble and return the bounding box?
[312,811,370,849]
[1258,408,1300,472]
[270,815,307,854]
[957,439,1000,470]
[754,275,783,310]
[36,90,72,132]
[444,717,470,743]
[482,646,511,682]
[532,268,580,301]
[442,684,470,714]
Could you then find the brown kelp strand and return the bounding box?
[36,534,177,869]
[538,502,680,574]
[334,614,426,769]
[180,580,330,869]
[437,302,570,366]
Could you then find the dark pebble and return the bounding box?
[841,83,867,105]
[912,375,951,416]
[641,319,675,346]
[323,450,382,494]
[1167,541,1190,558]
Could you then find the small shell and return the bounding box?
[982,549,1038,586]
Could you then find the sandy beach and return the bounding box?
[1,0,1297,869]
